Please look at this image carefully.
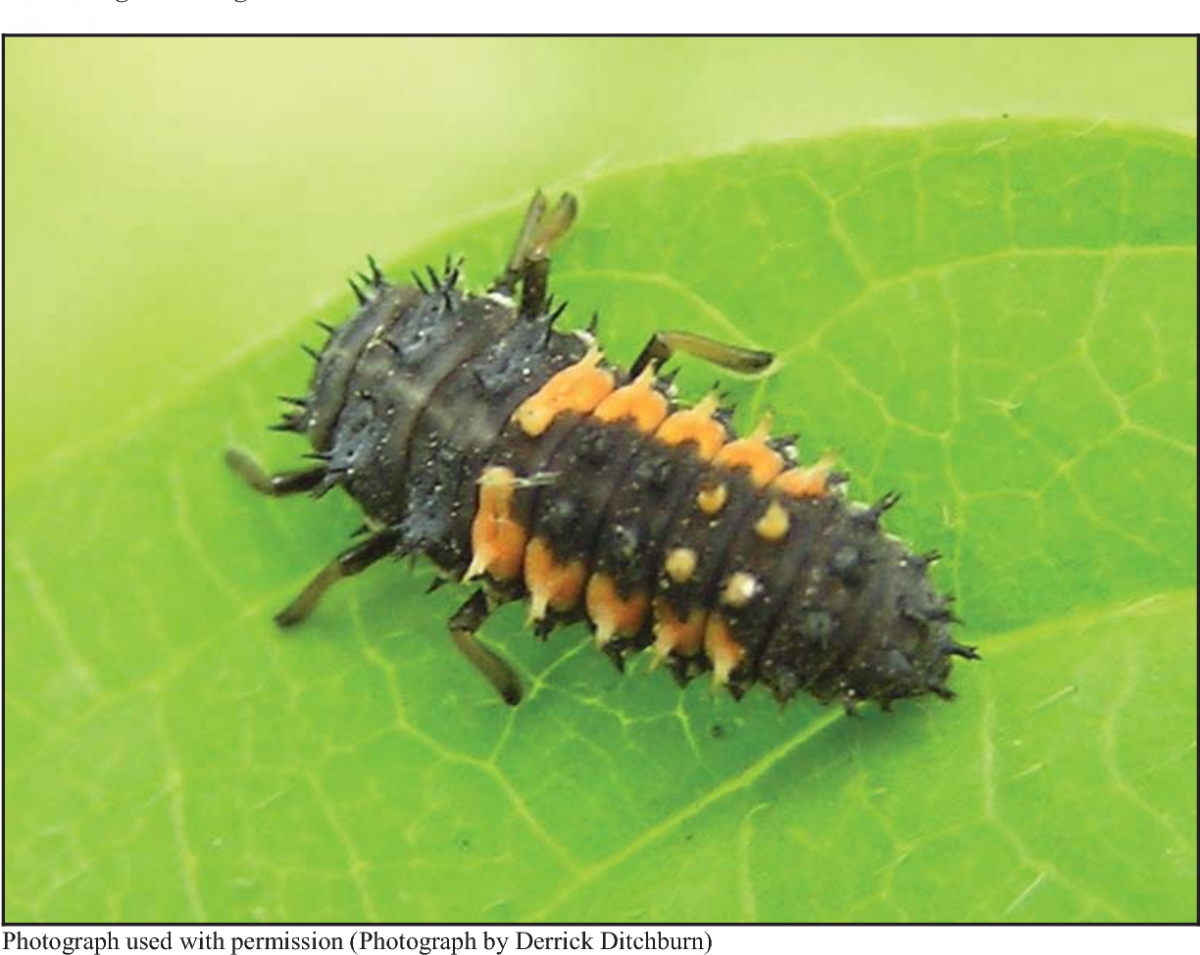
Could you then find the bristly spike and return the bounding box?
[411,270,429,294]
[278,395,307,407]
[302,451,332,462]
[356,270,373,290]
[348,523,370,538]
[315,320,336,335]
[921,549,943,565]
[301,344,321,361]
[426,264,442,291]
[367,254,385,287]
[603,645,627,674]
[551,300,569,322]
[267,420,297,433]
[348,278,367,305]
[586,310,599,335]
[425,576,449,594]
[876,491,902,513]
[859,492,900,525]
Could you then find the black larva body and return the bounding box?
[245,193,976,710]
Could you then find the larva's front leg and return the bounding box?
[490,189,578,318]
[225,448,327,496]
[629,330,775,378]
[448,590,522,706]
[273,531,401,627]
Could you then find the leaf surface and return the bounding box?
[5,121,1196,922]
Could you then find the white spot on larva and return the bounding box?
[721,572,759,607]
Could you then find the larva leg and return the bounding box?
[449,590,523,706]
[630,331,775,378]
[491,190,578,317]
[274,530,400,627]
[225,448,327,496]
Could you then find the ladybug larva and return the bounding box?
[227,191,977,711]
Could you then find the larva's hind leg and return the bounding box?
[274,530,401,627]
[630,331,775,378]
[491,190,578,317]
[449,590,523,706]
[225,448,327,496]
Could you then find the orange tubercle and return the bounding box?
[654,393,726,460]
[593,365,669,433]
[651,598,706,664]
[704,612,746,687]
[524,536,586,622]
[465,466,528,581]
[586,574,649,646]
[714,415,784,487]
[773,458,834,499]
[515,345,615,437]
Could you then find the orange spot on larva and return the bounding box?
[773,459,833,499]
[704,612,746,687]
[754,500,791,541]
[593,366,669,433]
[651,598,706,663]
[714,415,783,486]
[465,466,528,581]
[515,346,615,437]
[654,393,726,460]
[524,537,586,621]
[586,574,648,646]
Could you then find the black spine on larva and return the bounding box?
[300,260,972,709]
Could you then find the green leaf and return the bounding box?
[5,120,1196,922]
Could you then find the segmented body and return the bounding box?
[274,248,973,708]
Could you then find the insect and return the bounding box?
[227,191,977,711]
